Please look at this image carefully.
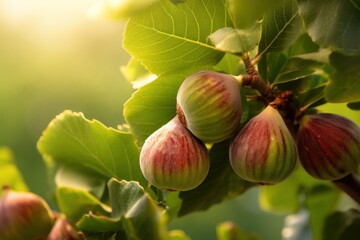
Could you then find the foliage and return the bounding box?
[1,0,360,239]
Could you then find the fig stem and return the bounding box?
[332,173,360,205]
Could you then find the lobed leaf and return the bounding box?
[297,0,360,55]
[123,0,232,75]
[37,111,146,187]
[325,52,360,103]
[323,209,360,240]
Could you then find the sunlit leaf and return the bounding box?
[178,140,253,216]
[209,23,261,54]
[258,0,302,56]
[297,0,360,55]
[91,0,160,19]
[214,53,243,75]
[123,0,233,75]
[123,66,211,145]
[0,147,28,195]
[325,52,360,103]
[323,209,360,240]
[120,58,157,89]
[37,111,146,187]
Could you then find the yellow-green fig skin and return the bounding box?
[140,117,210,191]
[229,106,298,185]
[0,189,54,240]
[176,71,242,143]
[296,113,360,180]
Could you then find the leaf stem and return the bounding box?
[332,173,360,205]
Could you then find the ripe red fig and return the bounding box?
[0,188,54,240]
[140,117,210,191]
[296,113,360,180]
[176,70,242,143]
[229,105,297,184]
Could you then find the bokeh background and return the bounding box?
[1,1,359,239]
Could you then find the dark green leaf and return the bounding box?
[297,0,360,55]
[325,52,360,103]
[123,0,232,75]
[323,209,360,240]
[178,141,253,216]
[123,66,211,145]
[209,24,261,54]
[347,102,360,110]
[298,84,326,109]
[37,111,146,187]
[258,0,302,56]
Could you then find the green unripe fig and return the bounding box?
[176,70,242,143]
[229,105,297,184]
[140,117,210,191]
[0,188,54,240]
[296,113,360,180]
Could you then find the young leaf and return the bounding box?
[209,23,261,54]
[297,0,360,55]
[37,111,146,187]
[123,0,232,75]
[258,0,302,56]
[178,140,253,217]
[123,66,211,145]
[325,53,360,103]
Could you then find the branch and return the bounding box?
[332,173,360,205]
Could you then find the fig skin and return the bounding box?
[140,117,210,191]
[0,188,54,240]
[176,70,242,143]
[296,113,360,180]
[229,105,297,185]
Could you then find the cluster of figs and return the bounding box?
[140,71,360,191]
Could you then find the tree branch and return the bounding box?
[332,173,360,205]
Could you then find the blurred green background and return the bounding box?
[1,1,359,240]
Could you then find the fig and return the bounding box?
[176,70,242,143]
[140,117,210,191]
[229,105,297,184]
[0,187,54,240]
[48,216,81,240]
[296,113,360,180]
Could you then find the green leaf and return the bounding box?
[347,102,360,111]
[168,230,191,240]
[77,213,123,233]
[123,66,211,145]
[209,23,261,54]
[273,53,326,85]
[56,186,111,222]
[258,0,302,56]
[325,52,360,103]
[55,166,106,199]
[120,58,157,89]
[37,111,146,187]
[216,221,260,240]
[0,147,28,195]
[123,0,232,75]
[323,209,360,240]
[297,0,360,55]
[178,140,253,216]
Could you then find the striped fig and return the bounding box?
[296,113,360,180]
[176,70,242,143]
[229,105,297,184]
[140,117,210,191]
[0,188,54,240]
